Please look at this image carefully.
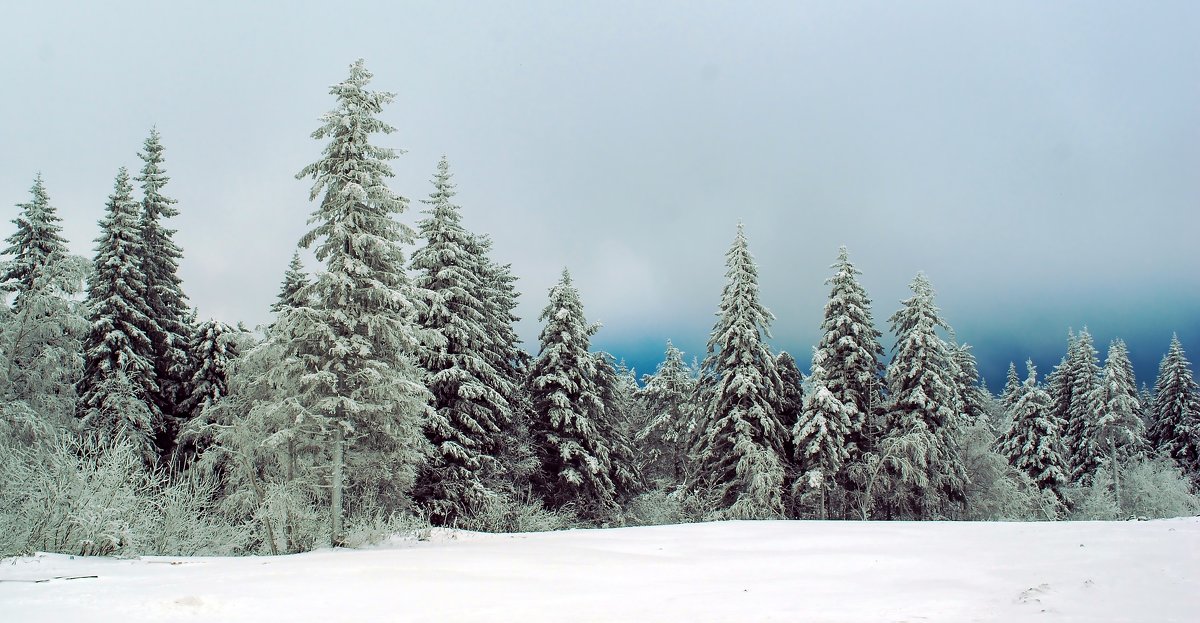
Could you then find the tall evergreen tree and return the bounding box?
[997,361,1067,495]
[593,352,645,503]
[813,247,884,460]
[0,177,88,434]
[409,156,515,525]
[636,340,696,484]
[692,224,786,518]
[135,129,191,446]
[1086,339,1146,502]
[2,174,69,308]
[883,273,966,518]
[949,341,990,425]
[1148,335,1200,474]
[173,318,238,466]
[775,350,805,462]
[77,169,160,461]
[1045,331,1078,480]
[1000,361,1022,410]
[180,319,236,419]
[527,270,622,520]
[791,354,851,518]
[1064,329,1103,483]
[292,59,433,545]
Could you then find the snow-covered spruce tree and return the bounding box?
[1000,361,1022,411]
[1148,335,1200,474]
[691,224,787,519]
[791,354,852,518]
[292,59,433,545]
[880,273,967,519]
[594,352,645,503]
[77,169,160,462]
[409,156,516,525]
[2,174,69,307]
[997,361,1067,496]
[1046,332,1076,437]
[527,269,623,521]
[1138,383,1155,428]
[174,319,238,461]
[1064,329,1103,483]
[949,341,991,427]
[636,340,696,485]
[269,251,310,314]
[0,176,90,437]
[814,247,885,460]
[608,358,643,441]
[176,259,322,554]
[135,129,191,450]
[1084,339,1146,508]
[471,237,541,499]
[776,351,804,462]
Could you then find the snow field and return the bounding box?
[2,518,1198,622]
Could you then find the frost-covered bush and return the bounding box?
[342,508,429,548]
[0,433,249,557]
[1065,458,1200,520]
[960,423,1061,521]
[624,488,700,526]
[454,491,577,533]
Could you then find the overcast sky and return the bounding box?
[2,1,1198,387]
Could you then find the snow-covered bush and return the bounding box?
[1065,458,1200,520]
[624,488,700,526]
[959,424,1060,521]
[0,433,248,557]
[454,491,577,533]
[342,508,429,548]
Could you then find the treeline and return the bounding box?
[2,60,1198,558]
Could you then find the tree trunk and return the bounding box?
[331,424,345,547]
[1110,440,1121,516]
[285,437,296,552]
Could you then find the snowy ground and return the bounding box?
[2,518,1198,622]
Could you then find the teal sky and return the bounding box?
[2,1,1198,386]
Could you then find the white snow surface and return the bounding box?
[3,518,1198,622]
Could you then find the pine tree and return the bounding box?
[1001,361,1022,410]
[527,270,622,520]
[813,247,885,460]
[692,224,787,518]
[1087,339,1146,505]
[1148,335,1200,473]
[997,361,1067,494]
[0,186,89,436]
[180,319,236,418]
[472,236,539,490]
[776,351,805,459]
[77,168,160,461]
[949,341,990,425]
[1047,332,1076,432]
[292,59,433,545]
[2,174,69,308]
[1064,329,1103,483]
[883,273,966,518]
[791,354,852,518]
[270,251,310,314]
[409,156,515,525]
[173,318,237,466]
[135,129,191,447]
[593,352,645,503]
[636,340,696,484]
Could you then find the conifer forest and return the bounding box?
[3,60,1199,559]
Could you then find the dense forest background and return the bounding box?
[1,61,1197,558]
